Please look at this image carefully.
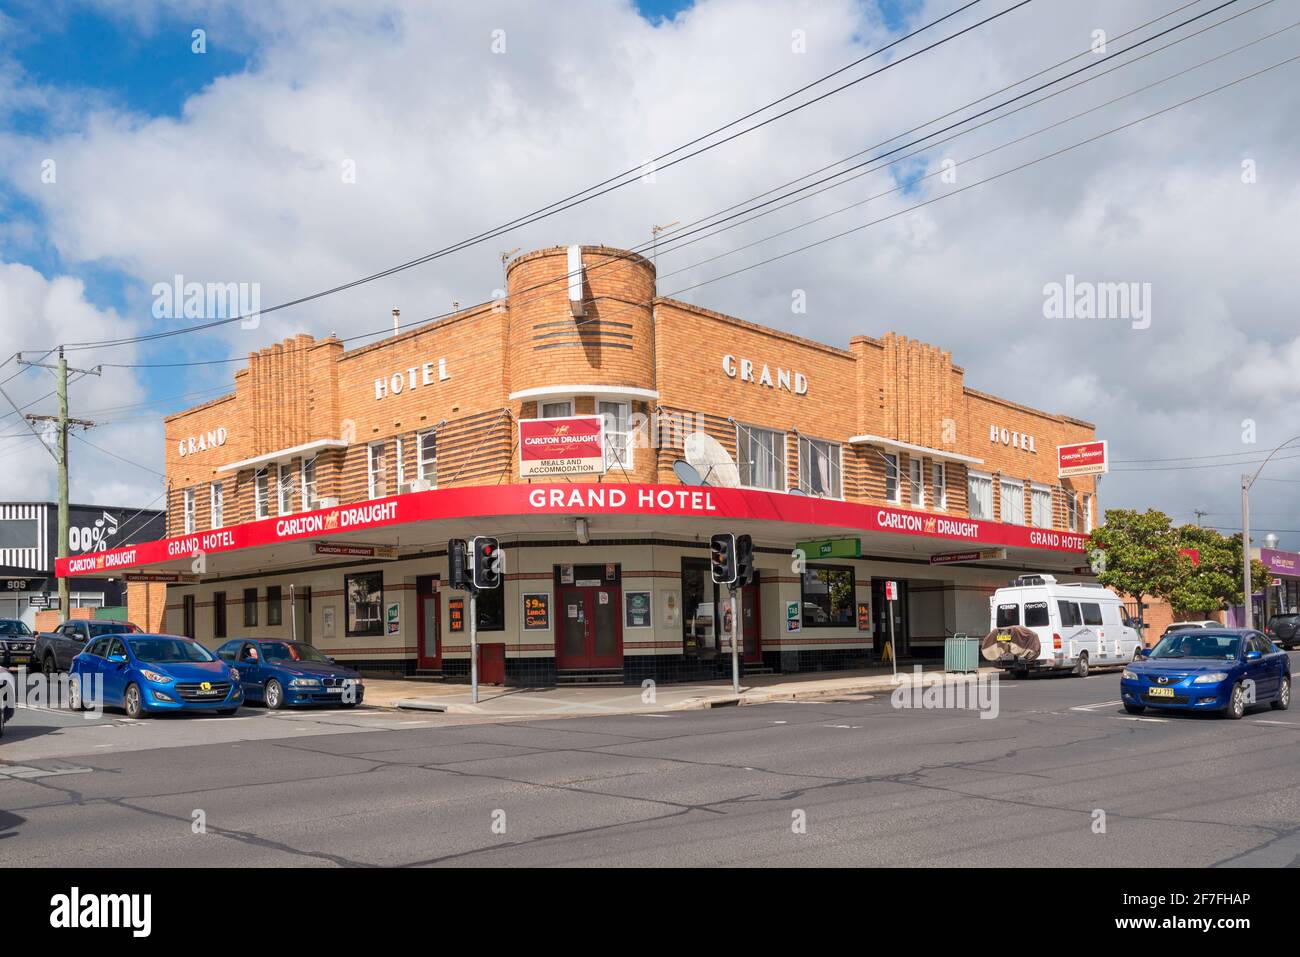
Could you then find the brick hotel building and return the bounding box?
[60,245,1101,685]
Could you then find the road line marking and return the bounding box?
[1071,700,1123,712]
[1115,716,1168,723]
[634,714,674,718]
[1255,719,1300,727]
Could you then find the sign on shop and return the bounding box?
[518,416,605,477]
[625,591,652,629]
[29,594,49,608]
[856,601,870,631]
[785,600,801,633]
[123,572,199,583]
[929,548,1007,565]
[1057,440,1108,477]
[797,538,861,559]
[448,598,465,633]
[313,541,397,560]
[523,593,550,631]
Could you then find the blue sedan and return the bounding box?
[215,639,364,709]
[1121,628,1291,719]
[69,634,243,718]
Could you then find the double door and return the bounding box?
[557,584,622,670]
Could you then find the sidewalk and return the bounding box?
[360,663,1000,717]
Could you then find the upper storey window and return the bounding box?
[599,400,633,473]
[540,400,572,418]
[798,436,841,499]
[737,424,785,491]
[968,471,993,521]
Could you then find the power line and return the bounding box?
[70,432,166,478]
[61,0,1032,353]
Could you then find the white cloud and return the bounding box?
[0,0,1298,539]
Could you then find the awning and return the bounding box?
[217,438,349,473]
[848,433,985,466]
[56,483,1090,581]
[508,384,660,404]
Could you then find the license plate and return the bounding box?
[996,633,1012,642]
[327,687,344,693]
[1148,687,1176,699]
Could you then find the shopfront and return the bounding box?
[57,244,1101,685]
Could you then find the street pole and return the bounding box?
[730,585,740,695]
[56,348,70,615]
[470,591,479,705]
[888,596,897,679]
[1241,474,1253,629]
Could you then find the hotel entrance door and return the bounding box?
[555,564,623,670]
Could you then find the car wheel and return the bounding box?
[1272,676,1291,711]
[1224,682,1246,720]
[67,674,82,711]
[1123,703,1146,715]
[264,679,284,711]
[1074,652,1089,678]
[0,703,5,737]
[42,655,56,678]
[123,682,146,719]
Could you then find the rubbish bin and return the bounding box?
[944,633,980,674]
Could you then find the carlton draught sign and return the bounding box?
[518,416,605,477]
[1058,440,1108,477]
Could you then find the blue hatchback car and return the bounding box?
[1121,628,1291,719]
[214,638,364,709]
[69,633,243,718]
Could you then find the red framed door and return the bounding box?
[741,576,762,664]
[555,585,623,669]
[417,590,441,670]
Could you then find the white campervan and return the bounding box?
[987,574,1142,677]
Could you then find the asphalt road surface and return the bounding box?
[2,661,1297,867]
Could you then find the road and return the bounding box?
[2,662,1297,867]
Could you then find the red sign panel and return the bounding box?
[518,416,605,477]
[57,483,1092,578]
[1058,440,1108,477]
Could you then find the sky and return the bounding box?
[0,0,1298,547]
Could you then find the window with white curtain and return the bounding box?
[417,432,436,485]
[254,469,269,520]
[798,436,841,498]
[301,456,318,510]
[367,442,387,499]
[1067,491,1080,531]
[210,482,223,529]
[1084,494,1094,531]
[931,462,947,510]
[909,458,924,508]
[394,437,405,490]
[540,400,572,418]
[1031,484,1052,528]
[1000,478,1025,525]
[183,487,196,534]
[883,453,900,504]
[737,424,785,491]
[278,463,294,514]
[599,400,633,472]
[967,471,993,520]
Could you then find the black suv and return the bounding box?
[0,619,36,668]
[1266,614,1299,650]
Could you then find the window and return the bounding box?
[417,431,437,484]
[1000,478,1025,525]
[394,437,406,489]
[183,487,196,534]
[254,469,269,520]
[301,456,318,510]
[801,565,856,627]
[213,591,227,639]
[368,442,388,499]
[243,588,258,627]
[909,458,924,508]
[931,462,947,509]
[475,586,504,631]
[540,400,572,418]
[210,482,223,529]
[1067,491,1079,532]
[1030,484,1052,528]
[267,585,282,626]
[968,471,993,520]
[1081,602,1104,626]
[799,435,841,498]
[278,463,294,514]
[599,400,633,472]
[681,558,719,658]
[883,453,900,504]
[1084,494,1094,532]
[1057,600,1081,627]
[1024,601,1050,627]
[345,572,384,637]
[216,641,238,662]
[736,424,785,491]
[995,603,1020,628]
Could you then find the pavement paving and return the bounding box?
[1,653,1296,867]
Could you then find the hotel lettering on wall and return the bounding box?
[374,358,450,399]
[989,424,1036,453]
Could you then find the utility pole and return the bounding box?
[1240,435,1300,629]
[1193,509,1208,527]
[17,348,101,616]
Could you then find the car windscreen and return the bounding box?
[260,641,331,663]
[88,622,140,637]
[0,620,32,636]
[127,637,216,663]
[1150,633,1241,660]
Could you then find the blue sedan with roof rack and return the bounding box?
[1120,628,1290,719]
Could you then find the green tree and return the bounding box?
[1169,525,1269,615]
[1086,509,1181,603]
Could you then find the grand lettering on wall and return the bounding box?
[721,354,808,395]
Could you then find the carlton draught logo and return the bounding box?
[324,511,340,530]
[923,517,937,534]
[519,416,605,477]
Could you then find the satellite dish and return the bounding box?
[788,488,807,496]
[672,460,707,487]
[684,432,741,488]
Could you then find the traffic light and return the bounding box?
[447,538,469,590]
[471,536,502,590]
[710,533,737,585]
[735,533,754,586]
